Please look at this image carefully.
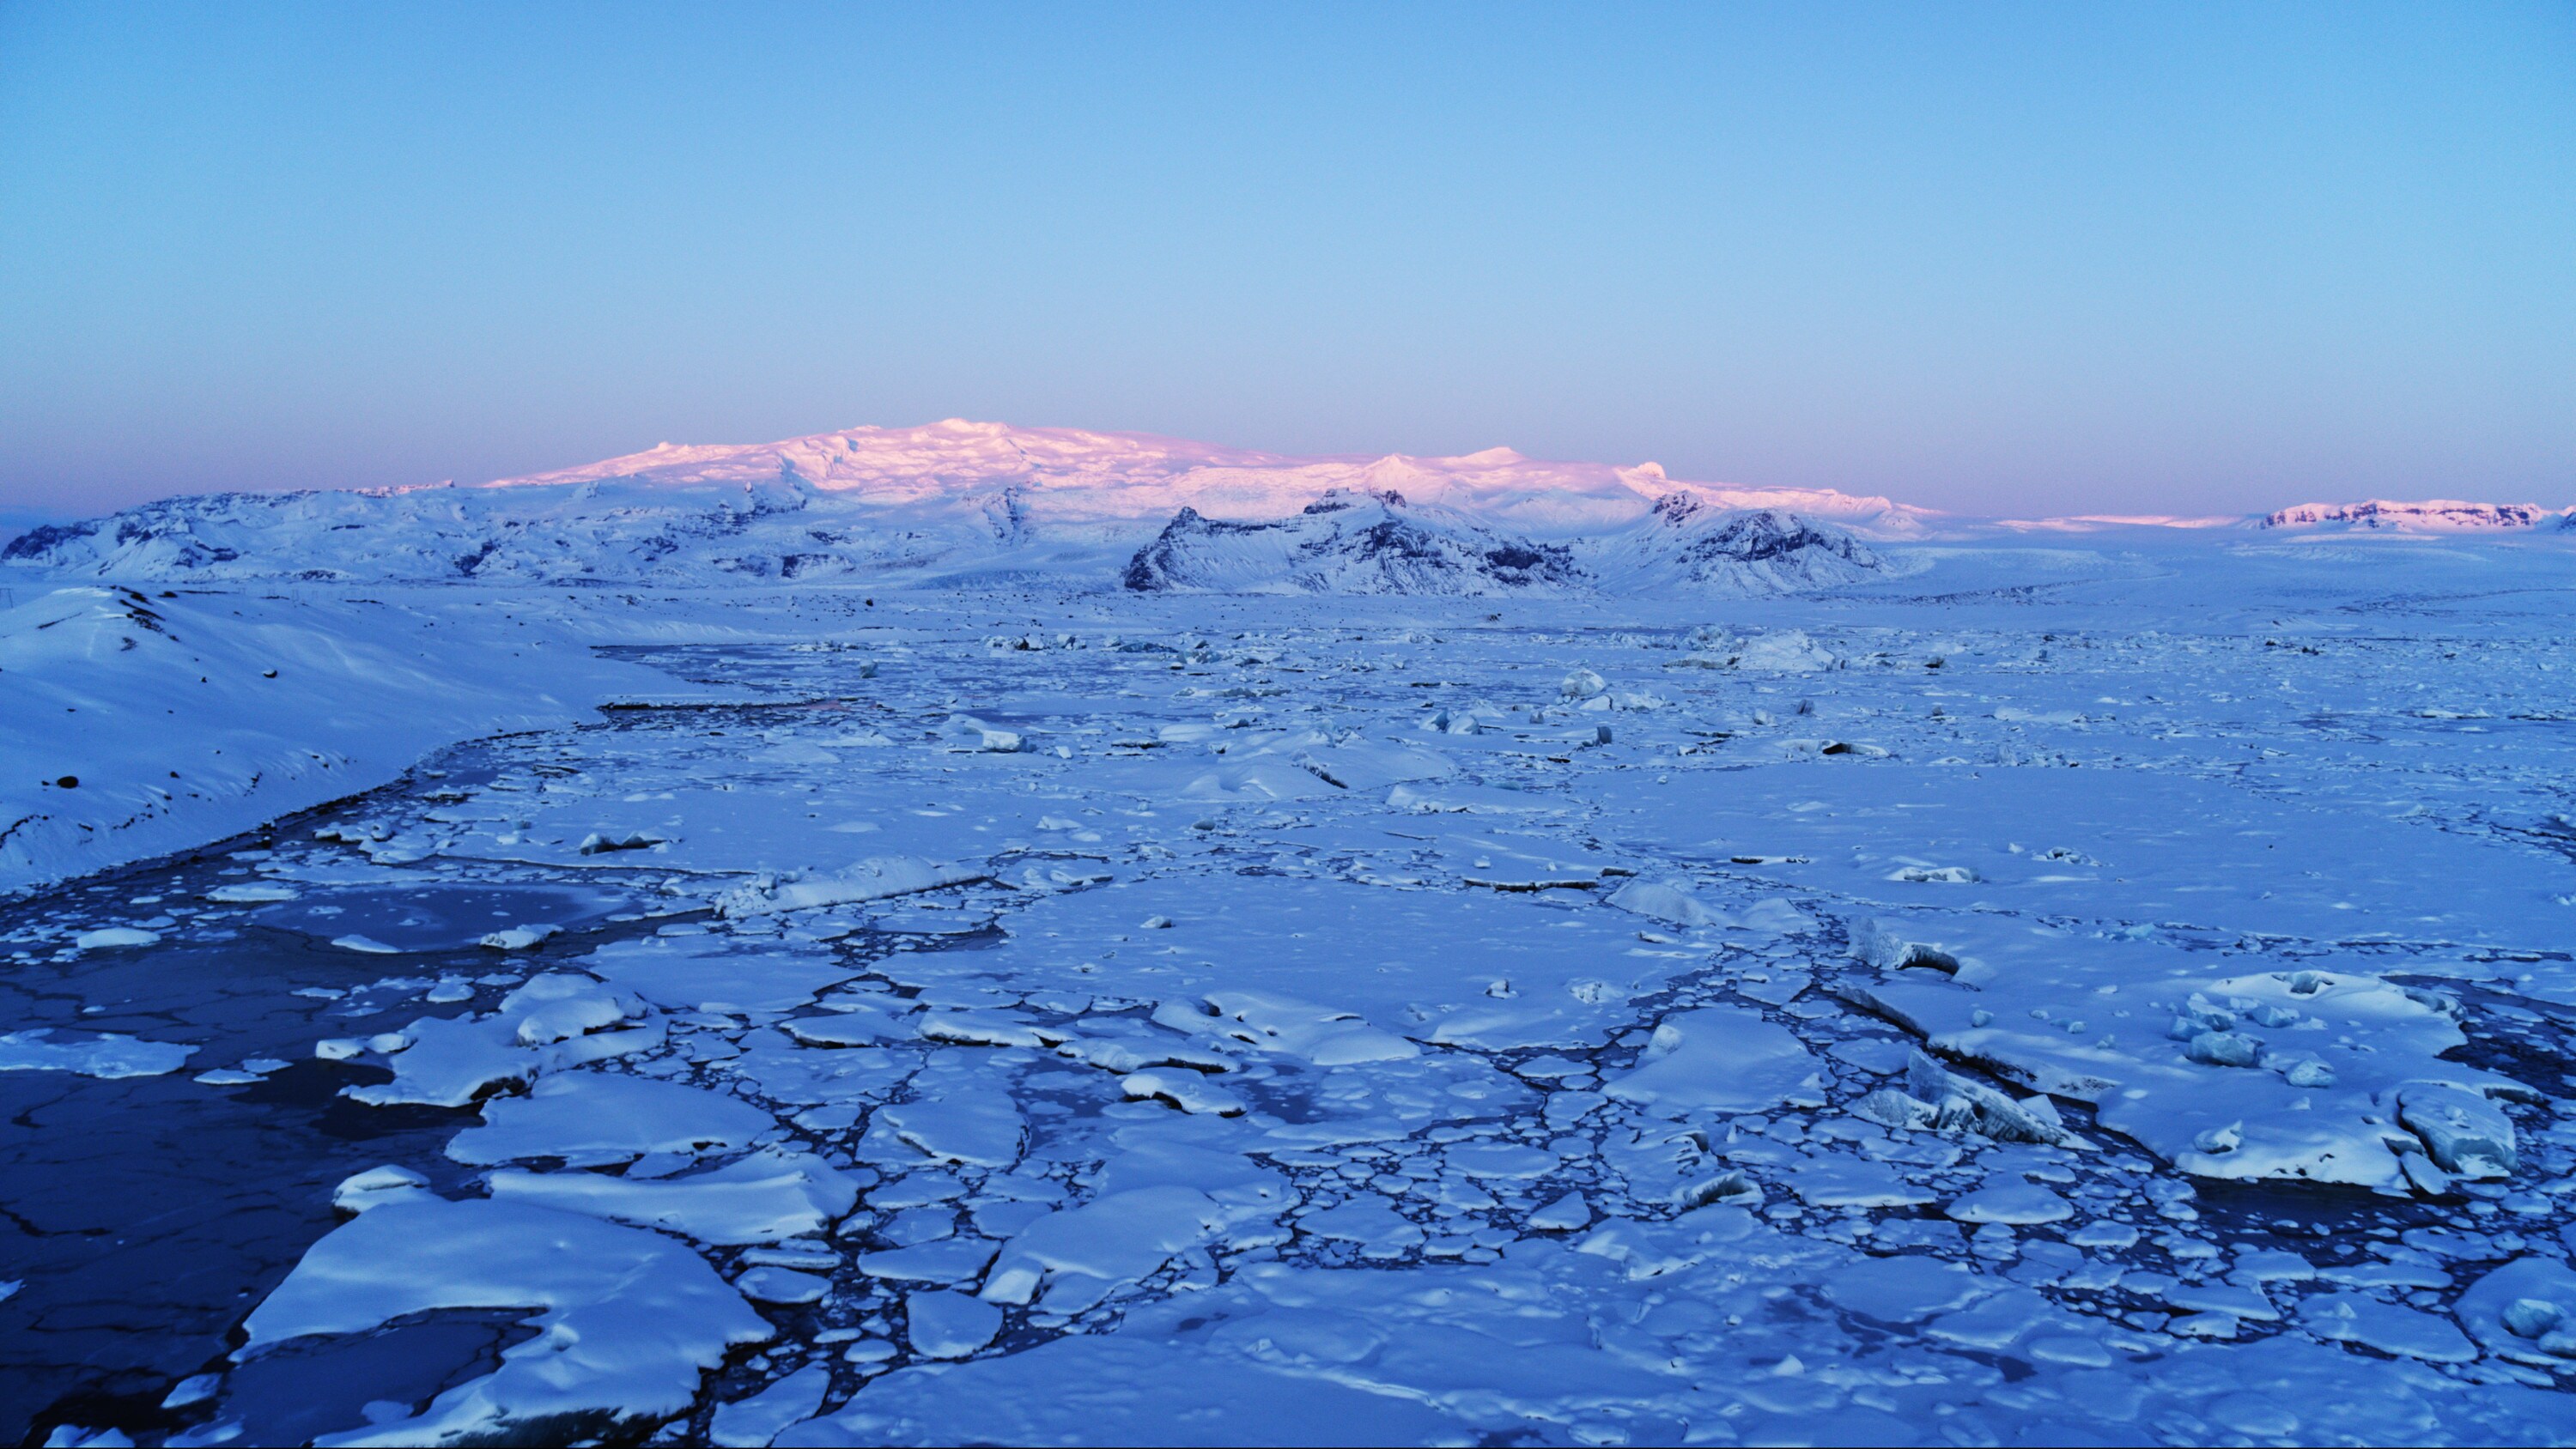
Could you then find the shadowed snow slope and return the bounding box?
[0,586,702,894]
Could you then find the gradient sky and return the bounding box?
[3,2,2570,518]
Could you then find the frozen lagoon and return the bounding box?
[5,537,2575,1446]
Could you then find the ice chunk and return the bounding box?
[1902,1052,2086,1149]
[585,934,848,1014]
[907,1289,1001,1358]
[1786,1156,1935,1209]
[1185,990,1418,1065]
[478,924,562,951]
[1291,742,1455,791]
[2454,1257,2576,1364]
[2397,1084,2517,1178]
[858,1237,1000,1286]
[1120,1069,1246,1116]
[1844,916,1958,973]
[784,1009,905,1046]
[2185,1030,2261,1067]
[1604,1007,1819,1115]
[1886,865,1979,884]
[1688,628,1838,673]
[1056,1033,1233,1076]
[331,934,400,954]
[775,1336,1464,1447]
[1943,1177,2074,1225]
[343,1009,665,1112]
[447,1071,770,1167]
[1605,879,1721,927]
[2296,1293,2477,1361]
[980,1185,1237,1306]
[204,882,299,903]
[1383,780,1563,814]
[241,1198,770,1446]
[736,1266,829,1305]
[488,1149,858,1244]
[72,926,159,949]
[1526,1192,1591,1232]
[2164,1280,2279,1322]
[941,715,1025,753]
[1443,1142,1556,1179]
[915,1010,1067,1049]
[0,1028,194,1079]
[1820,1255,1987,1323]
[499,972,629,1043]
[341,1015,531,1107]
[1736,897,1815,934]
[331,1165,434,1215]
[1295,1197,1425,1255]
[709,1366,830,1448]
[717,858,988,917]
[880,1090,1026,1167]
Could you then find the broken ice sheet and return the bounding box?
[1604,1006,1822,1115]
[445,1070,771,1167]
[1839,925,2534,1190]
[486,1147,858,1244]
[582,933,854,1013]
[963,872,1685,1052]
[238,1197,770,1446]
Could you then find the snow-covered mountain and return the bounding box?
[3,420,1913,596]
[1119,489,1881,597]
[2258,499,2566,532]
[1121,490,1581,595]
[483,418,1930,535]
[1583,496,1885,594]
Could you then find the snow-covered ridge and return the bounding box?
[2258,500,2567,532]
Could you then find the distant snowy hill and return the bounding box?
[2258,499,2566,532]
[3,419,1915,597]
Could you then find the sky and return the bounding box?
[2,2,2571,519]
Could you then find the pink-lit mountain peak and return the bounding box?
[485,419,1920,536]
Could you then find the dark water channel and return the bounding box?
[0,818,644,1444]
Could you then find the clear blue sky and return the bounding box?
[3,2,2570,518]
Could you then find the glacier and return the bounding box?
[3,421,2573,1446]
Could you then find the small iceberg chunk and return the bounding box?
[0,1028,194,1079]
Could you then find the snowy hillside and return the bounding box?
[0,586,707,893]
[3,420,1924,597]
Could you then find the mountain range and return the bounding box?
[3,419,2564,594]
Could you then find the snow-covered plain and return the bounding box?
[4,426,2575,1446]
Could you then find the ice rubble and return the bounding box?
[12,517,2576,1446]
